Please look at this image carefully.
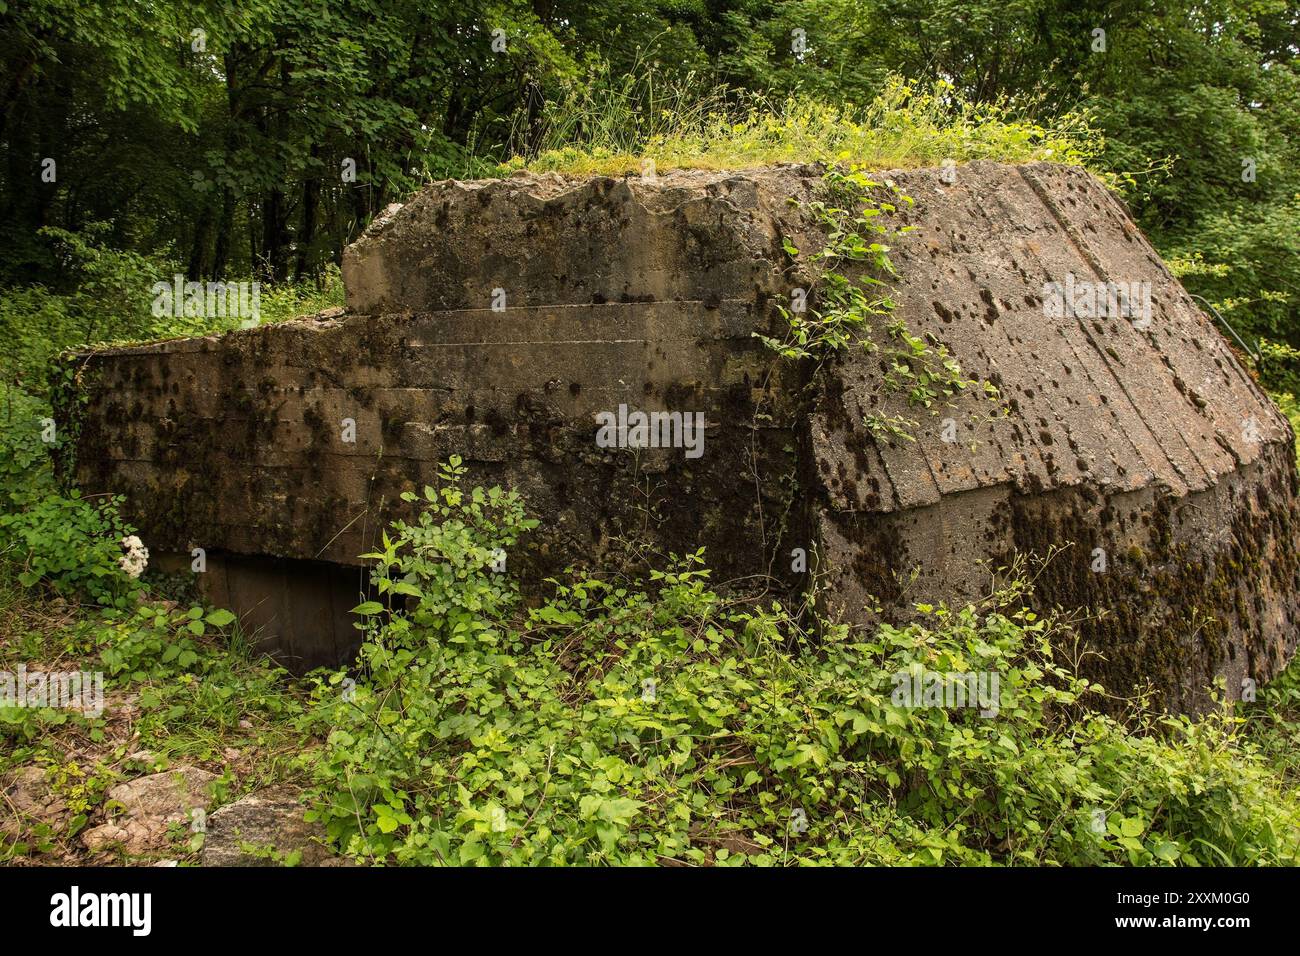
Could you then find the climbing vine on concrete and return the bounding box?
[760,164,1001,443]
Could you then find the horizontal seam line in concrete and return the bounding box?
[358,299,763,317]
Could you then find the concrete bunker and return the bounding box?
[59,161,1300,711]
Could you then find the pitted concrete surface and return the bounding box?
[60,161,1300,709]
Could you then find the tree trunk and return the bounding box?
[294,144,321,280]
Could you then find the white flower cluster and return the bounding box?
[119,535,149,579]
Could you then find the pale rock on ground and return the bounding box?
[0,766,67,838]
[80,766,216,856]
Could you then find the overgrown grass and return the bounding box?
[252,264,344,329]
[503,74,1102,177]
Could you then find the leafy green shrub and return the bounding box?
[90,603,239,681]
[1245,661,1300,788]
[0,386,139,606]
[304,465,1300,866]
[0,489,137,606]
[1258,339,1300,396]
[0,226,345,395]
[82,599,307,768]
[1161,195,1300,356]
[1270,391,1300,471]
[0,225,178,386]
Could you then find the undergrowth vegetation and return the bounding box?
[3,431,1300,865]
[295,458,1300,866]
[0,225,343,389]
[0,386,137,608]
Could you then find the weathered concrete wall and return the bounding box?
[806,162,1300,712]
[61,161,1300,710]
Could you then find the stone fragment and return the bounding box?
[81,767,215,856]
[200,786,337,867]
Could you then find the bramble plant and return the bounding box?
[757,167,905,362]
[301,464,1300,866]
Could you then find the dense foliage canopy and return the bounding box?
[2,1,1296,357]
